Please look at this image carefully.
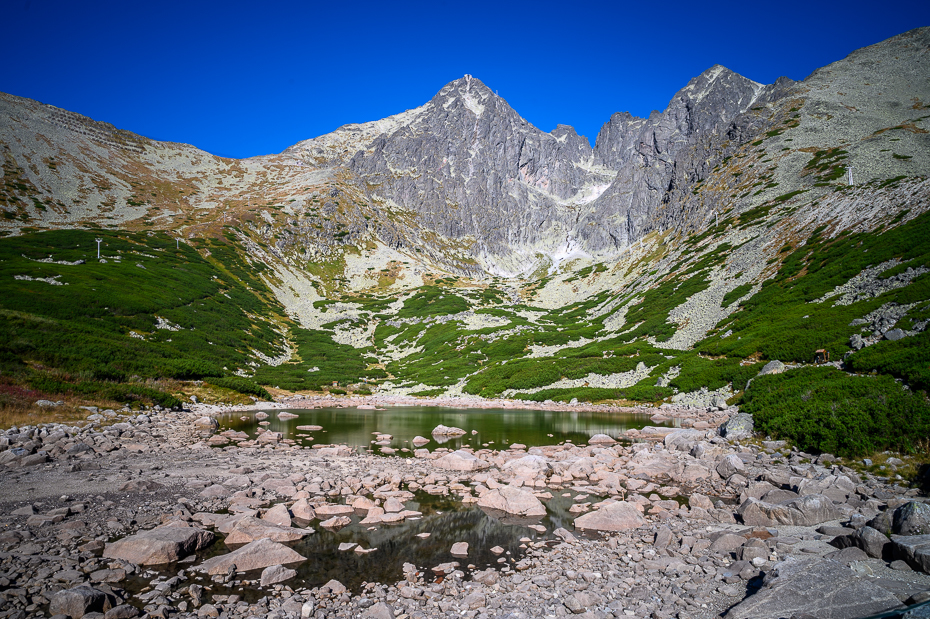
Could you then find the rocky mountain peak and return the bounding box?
[668,65,764,135]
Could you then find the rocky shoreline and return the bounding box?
[1,400,929,619]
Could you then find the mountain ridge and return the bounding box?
[0,29,928,422]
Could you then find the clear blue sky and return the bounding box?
[3,0,928,158]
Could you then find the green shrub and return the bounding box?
[514,385,672,403]
[847,330,930,392]
[741,367,930,457]
[722,283,754,307]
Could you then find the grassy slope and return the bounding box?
[2,206,929,459]
[0,229,382,408]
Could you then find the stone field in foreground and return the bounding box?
[1,398,929,619]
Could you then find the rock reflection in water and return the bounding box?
[289,492,540,590]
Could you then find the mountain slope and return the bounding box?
[0,28,929,457]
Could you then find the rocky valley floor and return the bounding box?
[2,400,930,619]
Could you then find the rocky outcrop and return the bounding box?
[738,494,843,527]
[725,557,903,619]
[103,522,214,565]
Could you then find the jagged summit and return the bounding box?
[1,29,927,278]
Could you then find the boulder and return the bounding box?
[103,523,214,565]
[738,494,841,527]
[224,517,311,545]
[725,557,902,619]
[893,501,930,536]
[315,504,355,517]
[433,450,489,471]
[758,360,785,376]
[199,484,231,498]
[719,413,754,440]
[664,430,706,452]
[260,564,297,586]
[450,542,468,556]
[383,497,404,513]
[830,526,890,560]
[867,510,894,536]
[412,436,430,446]
[262,504,292,527]
[105,604,140,619]
[431,424,466,436]
[50,585,113,618]
[574,501,645,533]
[196,538,306,575]
[320,516,352,529]
[856,526,893,559]
[587,434,616,445]
[502,455,551,478]
[716,454,745,478]
[885,328,906,341]
[477,486,546,517]
[291,498,316,521]
[364,602,395,619]
[193,416,218,429]
[891,534,930,573]
[709,534,747,553]
[689,493,714,511]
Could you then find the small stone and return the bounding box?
[260,564,297,586]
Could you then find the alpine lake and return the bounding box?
[180,406,677,594]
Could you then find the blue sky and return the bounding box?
[3,0,928,158]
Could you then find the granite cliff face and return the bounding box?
[285,68,777,275]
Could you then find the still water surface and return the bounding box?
[217,405,674,453]
[181,406,676,593]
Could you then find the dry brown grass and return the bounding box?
[164,379,255,406]
[0,379,127,428]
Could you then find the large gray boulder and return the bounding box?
[196,538,306,575]
[830,526,891,560]
[725,557,902,619]
[260,564,297,586]
[738,494,842,527]
[716,454,745,478]
[431,425,466,436]
[894,501,930,536]
[758,360,785,376]
[477,486,546,517]
[891,534,930,573]
[50,585,114,618]
[663,429,706,452]
[719,413,754,440]
[573,501,645,533]
[103,523,214,565]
